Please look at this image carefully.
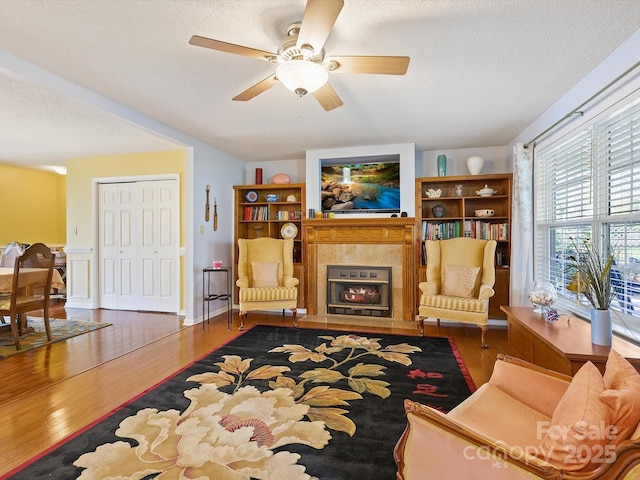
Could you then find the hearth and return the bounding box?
[326,265,392,317]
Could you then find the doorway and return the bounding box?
[98,178,179,312]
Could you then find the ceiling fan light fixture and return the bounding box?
[276,60,328,96]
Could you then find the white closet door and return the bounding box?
[99,182,137,310]
[138,179,179,312]
[98,179,179,312]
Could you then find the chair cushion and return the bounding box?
[538,361,610,471]
[441,265,479,298]
[420,294,486,313]
[600,349,640,445]
[449,383,552,449]
[251,261,280,287]
[239,286,297,302]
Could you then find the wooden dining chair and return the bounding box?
[0,243,56,350]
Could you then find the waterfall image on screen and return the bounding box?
[320,161,400,213]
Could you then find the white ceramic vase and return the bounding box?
[467,156,485,175]
[591,309,612,346]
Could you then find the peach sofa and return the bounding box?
[395,352,640,479]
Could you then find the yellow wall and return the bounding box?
[0,164,66,246]
[65,150,186,247]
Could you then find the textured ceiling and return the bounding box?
[1,0,639,170]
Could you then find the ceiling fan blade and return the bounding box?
[328,56,410,75]
[297,0,344,54]
[313,83,343,111]
[189,35,276,61]
[233,74,279,101]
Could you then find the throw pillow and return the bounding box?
[441,265,479,298]
[251,261,280,287]
[603,348,640,389]
[538,361,610,471]
[600,349,640,445]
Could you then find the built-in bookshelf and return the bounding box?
[415,173,513,318]
[233,183,306,308]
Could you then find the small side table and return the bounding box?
[202,266,233,331]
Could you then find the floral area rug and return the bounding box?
[0,318,111,359]
[6,325,475,480]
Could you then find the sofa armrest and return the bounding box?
[395,400,559,480]
[489,355,571,417]
[283,276,299,288]
[478,284,495,301]
[418,281,439,296]
[236,277,249,288]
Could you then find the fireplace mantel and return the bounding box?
[302,217,415,321]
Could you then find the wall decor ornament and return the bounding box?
[467,156,485,175]
[437,155,447,176]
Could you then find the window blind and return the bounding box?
[535,98,640,343]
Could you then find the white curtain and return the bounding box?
[510,143,534,306]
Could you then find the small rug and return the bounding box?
[6,325,475,479]
[0,318,111,359]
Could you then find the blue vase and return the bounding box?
[437,155,447,177]
[431,204,446,218]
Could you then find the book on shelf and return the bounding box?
[275,209,302,221]
[422,220,509,241]
[243,206,269,221]
[421,220,461,240]
[463,220,509,241]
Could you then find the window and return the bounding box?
[535,98,640,343]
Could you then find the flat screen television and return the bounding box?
[320,155,401,214]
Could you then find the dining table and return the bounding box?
[0,267,66,335]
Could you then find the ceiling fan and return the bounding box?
[189,0,410,111]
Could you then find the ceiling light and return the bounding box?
[276,60,328,97]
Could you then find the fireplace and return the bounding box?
[303,217,415,321]
[326,265,392,317]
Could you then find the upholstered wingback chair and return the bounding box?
[417,237,496,348]
[236,237,298,330]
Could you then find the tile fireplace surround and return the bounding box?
[302,217,416,322]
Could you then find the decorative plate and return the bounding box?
[281,222,298,239]
[245,190,258,203]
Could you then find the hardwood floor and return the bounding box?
[0,303,507,477]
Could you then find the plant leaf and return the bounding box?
[373,351,414,366]
[385,343,423,354]
[269,344,328,363]
[186,371,235,387]
[349,377,391,398]
[307,407,357,436]
[348,363,387,377]
[245,364,290,380]
[269,376,306,398]
[299,368,345,383]
[215,355,252,374]
[299,385,362,406]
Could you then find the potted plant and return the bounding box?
[565,237,616,346]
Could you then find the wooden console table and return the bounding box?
[502,306,640,376]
